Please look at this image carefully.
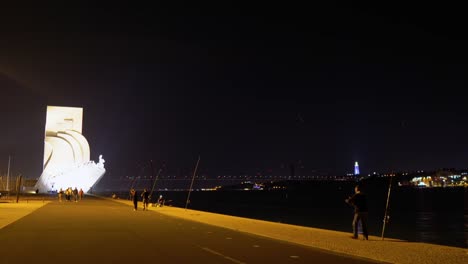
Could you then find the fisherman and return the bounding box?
[345,185,369,240]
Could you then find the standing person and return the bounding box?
[58,188,63,202]
[345,185,369,240]
[73,187,79,202]
[141,189,149,211]
[66,188,71,201]
[130,188,138,211]
[78,188,84,201]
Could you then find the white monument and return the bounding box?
[35,106,105,193]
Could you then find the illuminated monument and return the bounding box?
[35,106,105,193]
[354,161,360,175]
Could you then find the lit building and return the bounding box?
[35,106,105,193]
[354,161,360,175]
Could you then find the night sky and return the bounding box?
[1,2,468,179]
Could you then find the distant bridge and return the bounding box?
[93,175,356,192]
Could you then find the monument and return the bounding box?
[35,106,105,193]
[354,161,360,176]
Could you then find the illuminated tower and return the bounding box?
[354,161,360,175]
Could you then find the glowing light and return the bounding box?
[354,161,360,175]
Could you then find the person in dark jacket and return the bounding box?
[345,185,369,240]
[141,189,149,211]
[130,188,138,211]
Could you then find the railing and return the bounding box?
[0,193,57,203]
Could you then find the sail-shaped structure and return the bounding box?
[35,106,105,193]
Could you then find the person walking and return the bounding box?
[141,188,149,211]
[345,185,369,240]
[73,187,79,202]
[66,188,71,201]
[58,188,63,202]
[79,188,84,201]
[130,188,138,211]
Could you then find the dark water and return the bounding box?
[103,182,467,248]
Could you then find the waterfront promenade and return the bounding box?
[0,196,466,264]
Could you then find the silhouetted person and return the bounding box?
[141,189,149,210]
[73,187,78,202]
[345,185,369,240]
[79,188,84,200]
[58,188,63,202]
[130,188,138,211]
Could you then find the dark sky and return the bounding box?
[1,2,468,179]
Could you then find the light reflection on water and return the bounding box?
[408,211,467,248]
[416,212,438,243]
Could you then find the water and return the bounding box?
[101,181,467,248]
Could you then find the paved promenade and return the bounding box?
[110,198,467,264]
[0,196,466,264]
[0,200,49,229]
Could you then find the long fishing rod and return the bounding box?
[185,155,201,210]
[7,155,11,193]
[128,162,146,199]
[149,160,162,202]
[381,173,393,240]
[130,174,139,189]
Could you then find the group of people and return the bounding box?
[119,185,368,241]
[58,187,84,202]
[53,184,367,240]
[129,188,165,211]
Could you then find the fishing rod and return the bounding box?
[128,162,146,199]
[381,173,393,240]
[149,160,162,202]
[185,155,201,210]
